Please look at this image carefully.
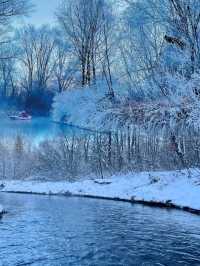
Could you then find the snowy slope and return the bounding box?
[1,169,200,213]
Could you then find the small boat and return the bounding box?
[9,111,32,121]
[9,115,32,120]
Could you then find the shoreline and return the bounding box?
[1,169,200,216]
[1,190,200,216]
[52,120,110,134]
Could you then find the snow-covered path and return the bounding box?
[1,169,200,214]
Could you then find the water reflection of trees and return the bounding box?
[0,127,200,180]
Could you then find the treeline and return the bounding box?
[0,26,76,114]
[0,0,116,114]
[0,130,199,180]
[0,0,200,123]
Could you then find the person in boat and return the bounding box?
[19,111,29,118]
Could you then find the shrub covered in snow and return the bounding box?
[52,80,122,131]
[52,69,200,135]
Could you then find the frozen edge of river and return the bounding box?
[1,169,200,215]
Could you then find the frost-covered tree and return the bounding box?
[53,32,77,92]
[0,56,17,98]
[57,0,114,87]
[0,0,31,101]
[18,25,56,93]
[0,0,31,38]
[121,0,200,98]
[16,25,57,113]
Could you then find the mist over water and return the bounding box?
[0,115,89,144]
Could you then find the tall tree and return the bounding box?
[121,0,200,98]
[0,0,32,45]
[0,0,31,100]
[53,34,77,92]
[18,25,56,94]
[57,0,113,87]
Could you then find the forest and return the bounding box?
[0,0,199,122]
[1,0,200,179]
[1,3,200,265]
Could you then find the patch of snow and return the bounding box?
[1,169,200,212]
[0,205,4,214]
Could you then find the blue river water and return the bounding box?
[0,193,200,266]
[0,116,90,143]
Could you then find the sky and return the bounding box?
[23,0,61,26]
[17,0,124,27]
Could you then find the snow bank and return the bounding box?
[1,169,200,213]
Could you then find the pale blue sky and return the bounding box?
[24,0,61,26]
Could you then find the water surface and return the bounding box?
[0,193,200,266]
[0,116,89,143]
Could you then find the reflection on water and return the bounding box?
[0,193,200,266]
[0,116,90,143]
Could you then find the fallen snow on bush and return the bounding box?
[52,79,200,134]
[52,82,114,131]
[1,169,200,212]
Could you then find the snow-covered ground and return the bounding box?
[1,169,200,213]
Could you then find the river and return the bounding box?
[0,193,200,266]
[0,116,90,143]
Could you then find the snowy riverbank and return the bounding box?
[1,169,200,214]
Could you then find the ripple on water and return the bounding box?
[0,194,200,266]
